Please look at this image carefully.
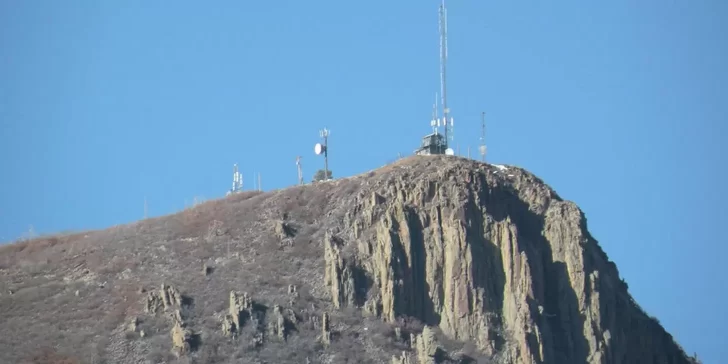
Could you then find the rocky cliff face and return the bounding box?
[322,156,690,364]
[0,155,694,364]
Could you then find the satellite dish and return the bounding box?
[445,148,455,156]
[314,143,324,155]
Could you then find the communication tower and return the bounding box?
[228,163,243,195]
[414,1,455,156]
[439,0,454,145]
[479,112,487,162]
[296,156,304,185]
[314,128,330,181]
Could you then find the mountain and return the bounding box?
[0,155,697,364]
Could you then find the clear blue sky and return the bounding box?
[1,0,726,361]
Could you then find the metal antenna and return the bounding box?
[320,128,330,180]
[439,0,452,145]
[232,164,237,192]
[144,196,148,219]
[479,112,487,162]
[431,92,440,134]
[258,173,261,192]
[231,163,243,193]
[296,156,304,185]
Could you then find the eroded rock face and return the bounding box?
[222,291,253,336]
[144,284,183,314]
[171,321,193,356]
[325,158,691,364]
[0,155,694,363]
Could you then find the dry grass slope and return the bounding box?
[0,155,696,364]
[0,157,487,364]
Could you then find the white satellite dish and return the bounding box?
[445,148,455,156]
[314,143,325,155]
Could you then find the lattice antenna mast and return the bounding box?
[479,112,487,162]
[430,92,440,134]
[296,156,303,185]
[439,0,453,145]
[320,128,330,180]
[232,163,243,192]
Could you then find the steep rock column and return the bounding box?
[543,201,594,363]
[494,218,544,364]
[324,233,357,309]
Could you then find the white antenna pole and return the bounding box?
[296,156,303,185]
[439,0,451,145]
[258,173,261,192]
[480,111,487,162]
[232,164,236,192]
[144,196,148,219]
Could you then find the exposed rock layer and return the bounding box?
[0,155,694,364]
[324,156,691,364]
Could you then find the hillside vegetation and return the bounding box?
[0,156,696,364]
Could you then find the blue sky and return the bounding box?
[1,0,726,361]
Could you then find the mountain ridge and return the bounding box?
[0,155,696,364]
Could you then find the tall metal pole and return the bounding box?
[320,128,330,180]
[439,0,451,145]
[480,111,487,162]
[296,156,303,185]
[324,133,328,180]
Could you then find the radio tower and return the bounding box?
[430,92,440,134]
[479,112,487,162]
[231,163,243,193]
[296,156,303,185]
[439,0,453,145]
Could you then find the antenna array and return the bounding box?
[296,156,304,185]
[479,112,487,162]
[439,0,454,145]
[231,163,243,193]
[314,128,330,181]
[430,92,440,134]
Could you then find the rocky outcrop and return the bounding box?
[222,291,253,337]
[321,312,331,346]
[412,326,441,364]
[270,305,287,340]
[127,317,139,333]
[392,352,414,364]
[171,321,193,356]
[144,284,183,314]
[324,157,693,364]
[0,155,695,364]
[140,284,198,355]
